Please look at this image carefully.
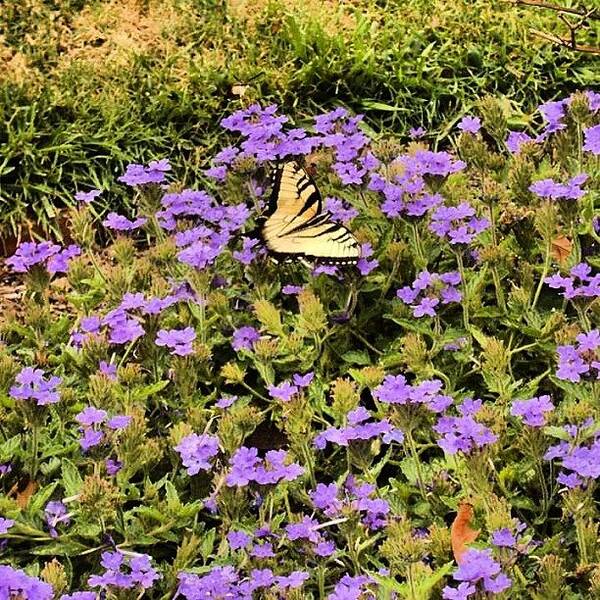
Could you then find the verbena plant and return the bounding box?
[0,91,599,598]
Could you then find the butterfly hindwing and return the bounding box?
[260,160,361,264]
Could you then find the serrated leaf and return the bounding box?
[130,380,170,402]
[341,350,372,365]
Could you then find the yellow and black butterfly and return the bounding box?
[260,160,361,264]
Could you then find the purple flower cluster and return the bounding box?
[442,548,511,599]
[429,202,489,245]
[545,419,600,488]
[220,104,317,165]
[511,395,554,427]
[75,406,131,451]
[556,330,600,382]
[373,375,453,413]
[233,237,263,265]
[325,196,359,223]
[232,326,260,351]
[226,447,304,487]
[583,124,600,155]
[118,159,171,186]
[88,551,160,590]
[70,286,197,348]
[75,188,102,204]
[545,262,600,299]
[176,566,308,599]
[314,406,404,449]
[529,174,588,200]
[155,326,196,356]
[457,116,481,134]
[505,131,538,154]
[268,372,313,401]
[311,476,390,530]
[0,517,14,534]
[45,500,70,538]
[9,366,61,405]
[357,243,379,276]
[285,515,336,557]
[369,149,463,220]
[328,575,376,600]
[7,241,81,274]
[315,107,378,185]
[103,212,148,231]
[434,399,498,455]
[175,433,220,475]
[396,270,462,317]
[0,565,53,600]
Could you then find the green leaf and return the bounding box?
[61,458,83,497]
[341,350,372,365]
[129,380,170,402]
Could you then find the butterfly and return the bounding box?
[259,160,361,264]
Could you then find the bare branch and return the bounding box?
[511,0,599,20]
[529,28,600,54]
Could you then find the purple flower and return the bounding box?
[99,361,117,381]
[457,116,481,134]
[325,197,359,223]
[227,530,252,550]
[409,126,426,139]
[434,400,498,455]
[0,517,14,534]
[226,447,304,487]
[61,593,97,600]
[328,574,376,600]
[529,174,587,200]
[293,372,314,387]
[75,188,102,204]
[88,551,160,590]
[232,326,260,351]
[103,212,148,231]
[7,240,79,274]
[276,571,310,590]
[106,415,132,430]
[216,395,238,409]
[282,284,303,295]
[556,330,600,382]
[9,366,62,406]
[268,381,299,402]
[511,395,554,427]
[442,582,476,600]
[175,433,220,475]
[583,124,600,155]
[396,270,461,317]
[506,131,535,154]
[357,243,378,276]
[429,202,489,245]
[45,500,70,538]
[76,407,108,426]
[155,327,196,356]
[0,565,53,599]
[539,99,566,134]
[491,528,516,548]
[233,237,263,265]
[106,458,122,475]
[373,375,452,412]
[545,262,600,299]
[449,548,511,595]
[118,160,171,186]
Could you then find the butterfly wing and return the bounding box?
[261,161,361,264]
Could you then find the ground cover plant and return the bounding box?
[1,0,599,237]
[0,88,599,598]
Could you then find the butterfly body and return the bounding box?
[260,161,361,265]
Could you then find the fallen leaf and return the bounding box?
[451,501,480,563]
[13,480,38,509]
[551,235,572,265]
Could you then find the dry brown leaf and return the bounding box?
[451,501,480,563]
[551,235,572,265]
[13,480,38,509]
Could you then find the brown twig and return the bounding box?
[512,0,599,20]
[529,28,600,54]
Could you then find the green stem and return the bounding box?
[410,221,427,269]
[531,236,552,311]
[488,204,506,313]
[455,250,470,331]
[405,429,427,501]
[30,422,39,479]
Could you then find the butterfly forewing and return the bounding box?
[261,160,361,264]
